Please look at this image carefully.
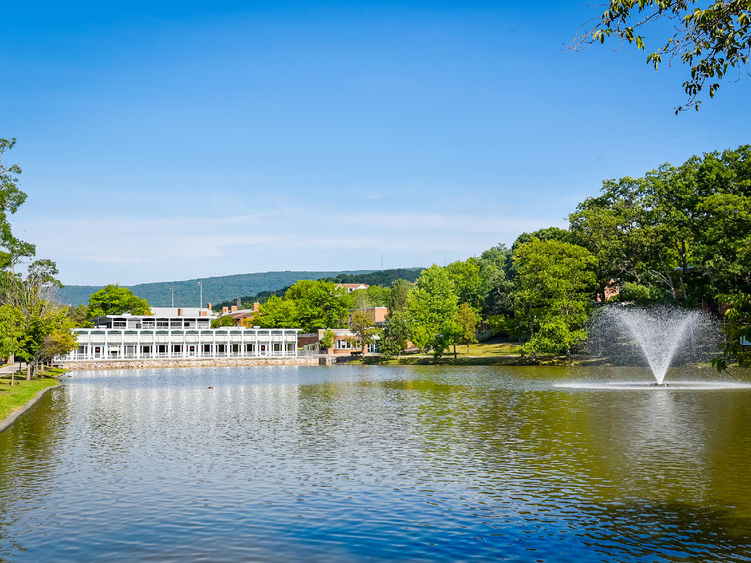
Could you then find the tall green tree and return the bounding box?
[284,280,348,332]
[88,284,151,318]
[255,295,299,329]
[349,309,379,355]
[379,311,411,359]
[1,259,75,378]
[407,265,459,360]
[388,278,412,315]
[456,302,478,354]
[713,292,751,370]
[0,304,23,361]
[512,239,596,359]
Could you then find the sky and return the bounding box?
[1,1,749,285]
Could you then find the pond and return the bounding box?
[1,365,750,561]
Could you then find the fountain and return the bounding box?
[607,307,699,386]
[556,305,751,390]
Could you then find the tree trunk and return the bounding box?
[26,363,31,381]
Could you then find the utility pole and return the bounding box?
[198,281,202,308]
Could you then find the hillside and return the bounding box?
[57,270,380,307]
[213,268,424,309]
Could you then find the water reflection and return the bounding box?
[0,365,749,561]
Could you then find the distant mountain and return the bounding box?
[57,270,382,307]
[213,268,424,309]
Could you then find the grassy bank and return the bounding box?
[365,354,564,366]
[0,368,66,421]
[351,338,569,366]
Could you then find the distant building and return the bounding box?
[336,283,370,293]
[217,303,261,326]
[91,307,214,330]
[347,306,388,327]
[63,305,299,362]
[318,328,379,354]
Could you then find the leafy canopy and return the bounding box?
[573,0,751,112]
[512,239,596,357]
[0,138,35,268]
[407,265,459,359]
[88,284,151,318]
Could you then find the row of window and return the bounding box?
[72,342,296,358]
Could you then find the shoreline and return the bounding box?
[0,381,60,434]
[57,356,338,370]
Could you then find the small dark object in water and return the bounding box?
[207,386,214,389]
[650,383,669,387]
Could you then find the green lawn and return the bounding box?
[0,372,62,421]
[451,339,522,357]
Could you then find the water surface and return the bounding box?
[1,365,750,561]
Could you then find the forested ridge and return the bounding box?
[57,270,381,307]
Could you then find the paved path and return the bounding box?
[0,362,26,376]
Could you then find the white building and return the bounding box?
[62,308,299,362]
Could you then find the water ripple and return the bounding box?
[0,365,749,561]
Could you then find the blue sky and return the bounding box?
[2,1,749,285]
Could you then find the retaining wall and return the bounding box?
[59,356,328,370]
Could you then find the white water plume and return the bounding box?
[588,305,721,385]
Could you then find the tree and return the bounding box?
[388,278,412,315]
[713,292,751,370]
[39,319,77,367]
[406,265,459,360]
[0,260,76,378]
[446,258,486,313]
[211,314,237,328]
[571,145,751,304]
[480,243,511,273]
[511,227,580,253]
[254,280,349,332]
[456,302,478,354]
[88,284,150,318]
[573,0,751,112]
[67,304,92,327]
[255,295,298,329]
[512,239,596,359]
[284,280,348,332]
[320,328,336,351]
[379,311,411,359]
[349,309,379,355]
[570,176,669,300]
[0,303,23,360]
[365,285,391,307]
[0,138,35,269]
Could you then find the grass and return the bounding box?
[0,367,66,422]
[451,339,522,357]
[356,337,568,366]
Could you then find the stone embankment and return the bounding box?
[59,356,338,370]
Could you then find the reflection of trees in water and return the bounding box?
[3,367,751,560]
[0,387,68,556]
[580,500,751,561]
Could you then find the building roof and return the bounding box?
[149,307,215,317]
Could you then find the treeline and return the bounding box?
[250,145,751,366]
[320,268,422,287]
[0,139,77,378]
[58,269,379,307]
[213,268,422,311]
